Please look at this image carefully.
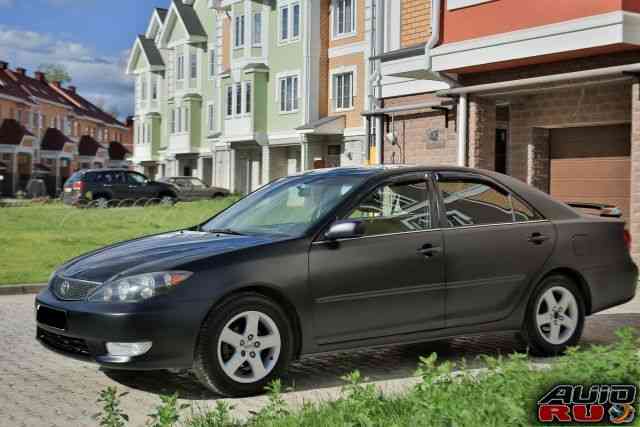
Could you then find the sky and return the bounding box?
[0,0,164,119]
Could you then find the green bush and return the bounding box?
[95,328,640,427]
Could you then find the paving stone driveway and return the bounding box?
[1,293,639,426]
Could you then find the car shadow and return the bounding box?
[102,313,640,401]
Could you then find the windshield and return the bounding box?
[201,173,367,237]
[189,178,206,188]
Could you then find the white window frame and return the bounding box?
[140,75,147,100]
[244,81,252,114]
[235,83,243,116]
[277,73,300,114]
[332,0,357,40]
[176,54,185,81]
[330,66,357,112]
[279,2,301,44]
[226,86,234,118]
[207,102,215,133]
[190,52,198,79]
[208,49,216,79]
[252,12,262,47]
[177,106,182,132]
[170,109,176,134]
[234,14,245,49]
[151,76,158,100]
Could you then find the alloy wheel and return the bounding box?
[535,286,579,345]
[217,310,281,384]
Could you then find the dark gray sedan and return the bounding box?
[36,166,637,397]
[160,177,230,201]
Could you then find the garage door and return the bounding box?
[549,124,631,219]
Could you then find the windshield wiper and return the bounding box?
[203,228,246,236]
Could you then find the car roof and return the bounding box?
[296,165,579,221]
[81,168,132,174]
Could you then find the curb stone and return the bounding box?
[0,283,46,296]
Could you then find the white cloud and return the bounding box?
[0,0,14,7]
[0,25,133,118]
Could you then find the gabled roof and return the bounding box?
[7,69,72,107]
[0,119,34,145]
[0,65,33,104]
[41,127,74,151]
[78,135,102,156]
[159,0,207,47]
[108,141,130,161]
[156,8,168,23]
[127,36,165,74]
[50,84,125,127]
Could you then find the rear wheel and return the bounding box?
[193,293,294,397]
[159,194,177,206]
[522,275,585,356]
[94,196,110,209]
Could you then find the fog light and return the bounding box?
[106,341,152,357]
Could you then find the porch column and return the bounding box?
[300,140,309,171]
[630,82,640,263]
[55,157,61,195]
[467,96,497,171]
[197,156,205,181]
[229,149,236,193]
[261,145,270,185]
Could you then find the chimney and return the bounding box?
[35,71,47,82]
[68,85,76,94]
[0,61,7,70]
[15,67,26,76]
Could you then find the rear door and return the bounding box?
[434,172,556,327]
[309,173,446,344]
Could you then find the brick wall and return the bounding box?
[383,93,458,165]
[468,97,496,170]
[401,0,431,48]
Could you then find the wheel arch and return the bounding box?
[197,284,303,361]
[539,267,592,315]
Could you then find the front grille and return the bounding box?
[50,276,100,301]
[37,327,91,357]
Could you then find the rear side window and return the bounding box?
[347,181,431,236]
[437,177,541,226]
[66,172,84,184]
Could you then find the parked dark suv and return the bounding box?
[63,169,178,207]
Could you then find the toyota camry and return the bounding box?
[35,166,638,397]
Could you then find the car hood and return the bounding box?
[58,230,281,283]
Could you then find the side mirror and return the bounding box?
[325,220,366,241]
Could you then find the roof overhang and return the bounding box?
[126,37,165,75]
[296,115,346,135]
[430,11,640,73]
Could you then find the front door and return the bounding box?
[434,173,555,327]
[309,175,445,344]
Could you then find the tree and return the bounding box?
[37,63,72,84]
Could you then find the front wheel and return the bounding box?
[522,275,585,356]
[193,293,294,397]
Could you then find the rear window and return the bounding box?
[65,171,84,185]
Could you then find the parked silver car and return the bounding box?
[160,177,230,201]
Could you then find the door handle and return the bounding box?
[417,243,442,258]
[528,232,549,245]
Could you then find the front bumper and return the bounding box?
[35,287,211,370]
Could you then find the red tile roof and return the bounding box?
[0,63,33,104]
[7,68,72,106]
[78,135,102,156]
[0,118,33,145]
[53,85,125,127]
[41,127,74,151]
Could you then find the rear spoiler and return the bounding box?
[566,202,623,218]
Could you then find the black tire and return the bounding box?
[94,195,110,209]
[193,292,294,397]
[522,274,585,356]
[159,193,177,205]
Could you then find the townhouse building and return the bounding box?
[369,0,640,262]
[0,61,132,196]
[127,0,372,194]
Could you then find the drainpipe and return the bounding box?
[374,0,385,165]
[457,93,467,166]
[424,0,459,88]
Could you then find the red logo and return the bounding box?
[537,385,636,424]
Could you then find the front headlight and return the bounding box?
[88,271,192,303]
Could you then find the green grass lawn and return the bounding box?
[0,198,237,285]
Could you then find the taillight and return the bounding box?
[624,229,631,250]
[72,181,84,192]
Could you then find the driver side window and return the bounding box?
[347,181,431,237]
